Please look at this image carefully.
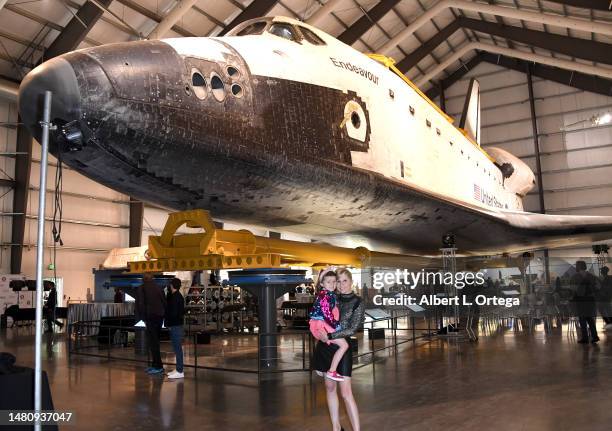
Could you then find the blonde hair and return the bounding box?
[336,267,353,282]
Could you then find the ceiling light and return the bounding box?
[596,113,611,125]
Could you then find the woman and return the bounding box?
[313,267,365,431]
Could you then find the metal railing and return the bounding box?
[353,312,435,370]
[68,312,434,377]
[68,320,313,376]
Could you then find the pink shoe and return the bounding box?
[325,371,345,381]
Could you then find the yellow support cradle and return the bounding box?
[127,209,431,273]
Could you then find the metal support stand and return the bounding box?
[228,269,306,373]
[440,246,460,336]
[522,253,532,294]
[34,91,53,431]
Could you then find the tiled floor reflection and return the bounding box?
[2,321,612,430]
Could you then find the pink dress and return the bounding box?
[309,289,340,343]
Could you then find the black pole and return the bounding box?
[526,64,550,285]
[259,284,278,369]
[439,81,446,112]
[526,65,545,215]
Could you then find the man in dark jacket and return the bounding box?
[166,278,185,379]
[136,273,167,374]
[598,267,612,327]
[113,288,124,304]
[571,261,599,343]
[44,281,63,333]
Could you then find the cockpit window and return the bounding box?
[269,23,297,41]
[236,21,267,36]
[299,27,326,45]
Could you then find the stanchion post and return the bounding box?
[67,323,72,355]
[302,332,306,370]
[34,91,52,431]
[257,332,261,374]
[369,327,375,370]
[393,316,397,347]
[194,334,198,380]
[257,332,261,383]
[308,334,313,371]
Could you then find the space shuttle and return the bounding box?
[17,16,612,257]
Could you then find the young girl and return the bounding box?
[309,269,349,381]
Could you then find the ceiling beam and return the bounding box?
[399,16,612,76]
[416,41,612,87]
[543,0,612,11]
[459,17,612,65]
[115,0,194,37]
[480,52,612,96]
[306,0,343,26]
[0,29,45,52]
[337,0,401,46]
[487,0,515,49]
[218,0,277,36]
[425,53,483,99]
[4,4,101,46]
[148,0,199,39]
[44,0,113,61]
[377,0,612,55]
[65,0,135,39]
[396,19,460,73]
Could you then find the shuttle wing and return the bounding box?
[498,210,612,246]
[315,168,612,257]
[438,202,612,255]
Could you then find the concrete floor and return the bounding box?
[2,323,612,431]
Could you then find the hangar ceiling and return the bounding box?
[0,0,610,98]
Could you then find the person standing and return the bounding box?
[571,261,599,344]
[309,270,349,381]
[166,278,185,379]
[44,281,63,333]
[313,267,364,431]
[113,288,124,303]
[598,267,612,328]
[136,273,167,374]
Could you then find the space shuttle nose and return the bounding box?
[19,57,81,141]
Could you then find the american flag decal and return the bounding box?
[473,184,482,201]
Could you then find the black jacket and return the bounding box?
[599,275,612,302]
[165,291,185,327]
[45,288,57,309]
[571,271,598,317]
[136,279,166,320]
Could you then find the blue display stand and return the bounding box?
[227,269,306,369]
